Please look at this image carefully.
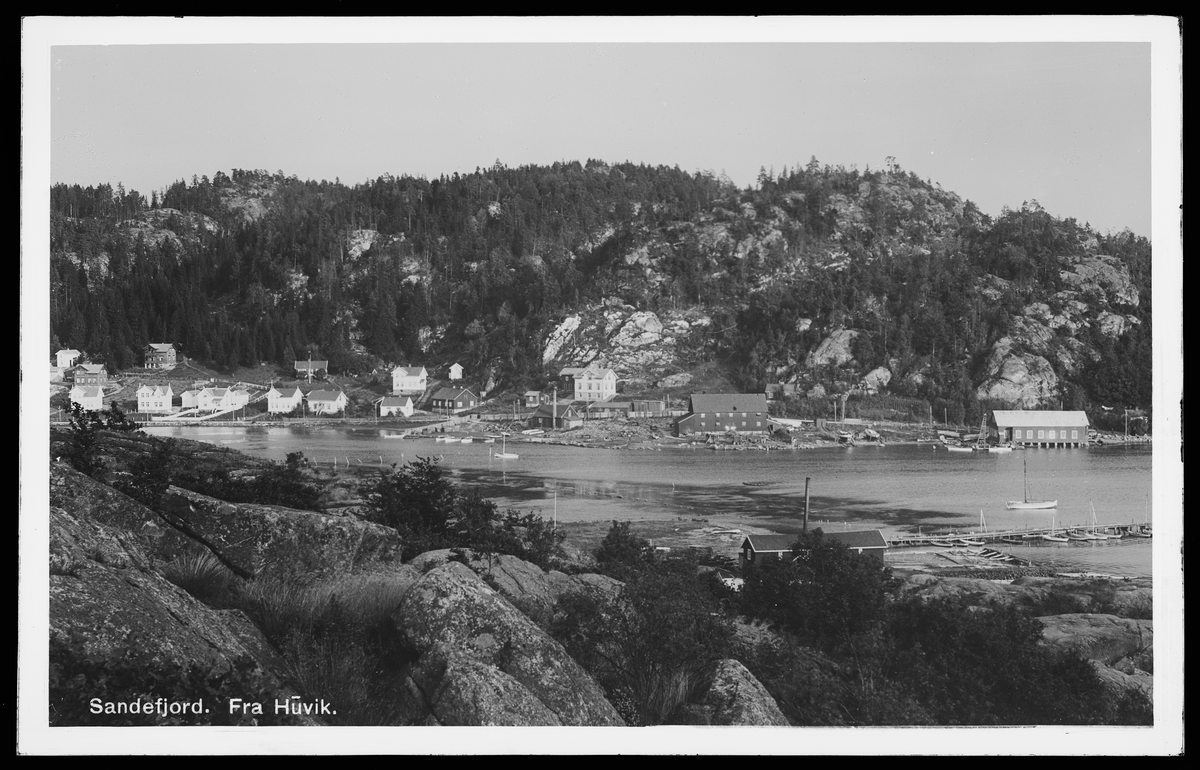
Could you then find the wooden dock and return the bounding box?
[888,522,1152,548]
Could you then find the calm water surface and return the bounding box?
[147,426,1157,576]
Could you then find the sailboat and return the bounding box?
[492,434,518,460]
[1006,450,1057,510]
[1088,502,1119,539]
[1041,515,1069,543]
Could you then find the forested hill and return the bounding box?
[49,158,1152,418]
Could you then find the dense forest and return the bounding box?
[48,158,1153,419]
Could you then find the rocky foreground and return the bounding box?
[47,450,1152,726]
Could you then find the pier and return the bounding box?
[888,522,1152,548]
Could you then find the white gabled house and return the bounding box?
[180,389,201,409]
[307,389,348,415]
[391,365,428,394]
[448,362,464,381]
[56,349,82,369]
[70,385,104,412]
[571,366,618,402]
[378,395,414,417]
[266,386,304,414]
[136,384,175,414]
[196,387,251,413]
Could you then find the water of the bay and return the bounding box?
[146,426,1156,576]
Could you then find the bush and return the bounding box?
[232,572,417,725]
[552,557,733,725]
[740,529,898,653]
[163,551,240,607]
[593,520,652,580]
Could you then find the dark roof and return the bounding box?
[688,393,768,415]
[741,534,797,553]
[432,386,477,401]
[531,403,582,420]
[823,530,889,550]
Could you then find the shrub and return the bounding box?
[163,551,239,607]
[552,557,733,725]
[231,572,417,725]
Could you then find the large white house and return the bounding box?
[136,384,175,414]
[571,366,618,402]
[69,385,104,412]
[307,389,348,415]
[266,385,304,414]
[391,365,428,394]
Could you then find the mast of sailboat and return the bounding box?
[1023,450,1029,503]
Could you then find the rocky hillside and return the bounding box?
[51,160,1151,425]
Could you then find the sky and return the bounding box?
[20,17,1183,757]
[40,20,1159,236]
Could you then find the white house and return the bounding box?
[379,395,414,417]
[70,385,104,412]
[448,362,464,381]
[571,366,618,402]
[307,389,348,415]
[294,359,329,380]
[266,386,304,414]
[56,349,82,369]
[180,390,201,409]
[197,387,250,413]
[136,384,174,414]
[391,365,428,394]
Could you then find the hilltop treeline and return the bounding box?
[49,159,1151,414]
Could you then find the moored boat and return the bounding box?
[1007,451,1056,509]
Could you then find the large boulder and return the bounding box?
[403,643,563,726]
[804,328,859,369]
[676,659,789,726]
[154,484,405,577]
[393,561,624,726]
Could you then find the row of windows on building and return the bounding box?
[1016,429,1081,440]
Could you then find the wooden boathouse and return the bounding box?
[991,410,1090,448]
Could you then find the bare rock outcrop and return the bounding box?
[51,461,405,577]
[974,337,1060,407]
[1036,613,1153,667]
[49,504,297,707]
[403,643,564,726]
[393,561,624,726]
[804,327,859,369]
[676,659,789,726]
[154,484,404,577]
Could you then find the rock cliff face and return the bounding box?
[50,461,405,578]
[541,301,712,388]
[392,561,626,726]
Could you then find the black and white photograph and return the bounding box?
[20,16,1182,755]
